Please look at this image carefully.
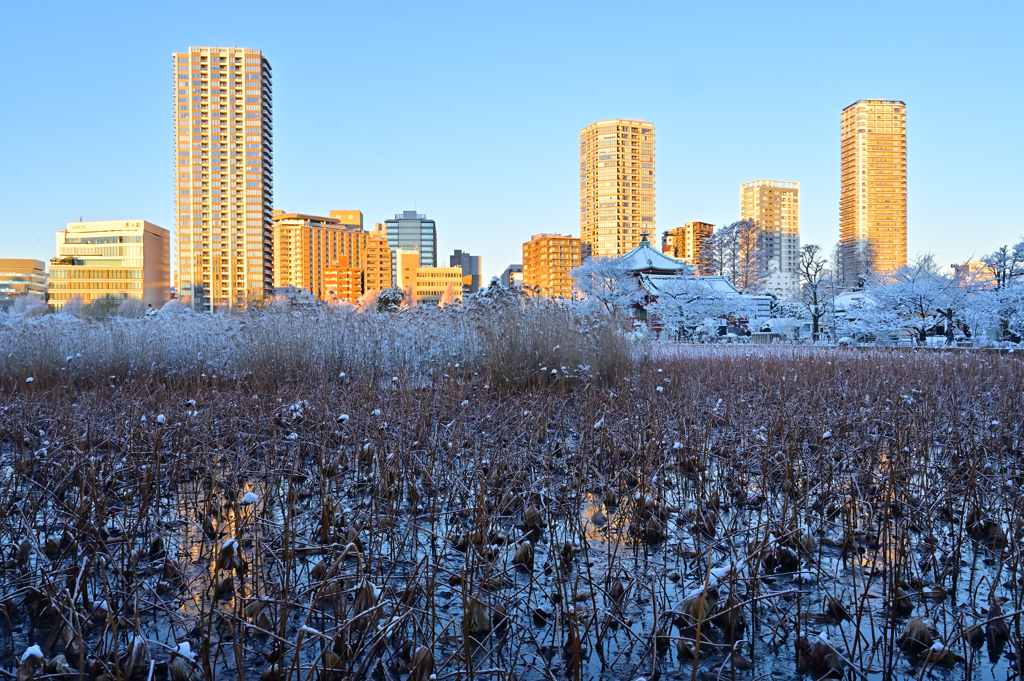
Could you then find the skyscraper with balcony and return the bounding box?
[840,99,907,281]
[172,47,273,310]
[383,211,437,285]
[663,222,714,273]
[741,180,801,297]
[579,119,655,257]
[523,233,581,298]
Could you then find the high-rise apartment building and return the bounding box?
[0,259,48,310]
[840,99,907,281]
[741,180,801,297]
[173,47,273,311]
[48,220,170,310]
[450,250,482,292]
[323,256,363,303]
[271,211,392,301]
[362,231,392,293]
[663,222,714,273]
[523,233,582,298]
[579,119,655,256]
[383,212,437,284]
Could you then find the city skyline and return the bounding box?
[2,1,1021,284]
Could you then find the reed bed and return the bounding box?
[1,306,1022,681]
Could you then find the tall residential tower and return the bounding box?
[173,47,273,310]
[579,119,655,257]
[741,180,801,297]
[840,99,907,281]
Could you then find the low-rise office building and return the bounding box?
[396,249,464,305]
[48,220,170,310]
[0,259,48,309]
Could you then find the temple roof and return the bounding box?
[617,237,694,275]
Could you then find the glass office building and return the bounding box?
[383,211,437,286]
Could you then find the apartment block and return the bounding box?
[450,249,482,292]
[741,180,801,297]
[663,222,713,273]
[0,259,48,309]
[523,233,582,298]
[579,119,655,256]
[48,220,170,310]
[395,249,463,305]
[384,212,437,284]
[271,211,391,301]
[323,256,363,303]
[363,230,392,293]
[840,99,908,280]
[173,46,273,311]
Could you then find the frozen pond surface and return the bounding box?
[0,344,1022,680]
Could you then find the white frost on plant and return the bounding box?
[175,642,196,660]
[240,492,259,505]
[20,645,43,663]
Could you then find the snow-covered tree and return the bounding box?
[570,256,644,316]
[796,244,832,339]
[701,219,770,293]
[981,240,1024,289]
[377,287,405,313]
[845,254,965,344]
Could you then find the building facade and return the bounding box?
[840,99,907,281]
[523,233,582,298]
[48,220,170,310]
[740,180,801,297]
[579,119,655,256]
[395,249,463,304]
[173,46,273,311]
[271,211,391,301]
[322,256,363,303]
[663,222,713,273]
[501,264,523,288]
[0,259,48,309]
[450,249,482,292]
[383,211,437,284]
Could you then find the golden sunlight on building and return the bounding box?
[579,119,655,256]
[840,99,907,280]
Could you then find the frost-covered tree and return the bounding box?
[701,219,770,293]
[981,239,1024,289]
[570,256,644,316]
[796,244,832,339]
[377,287,405,313]
[846,254,964,344]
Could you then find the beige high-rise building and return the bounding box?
[173,47,273,310]
[840,99,907,280]
[523,233,582,298]
[579,119,655,256]
[271,211,392,301]
[48,220,170,310]
[741,180,801,297]
[663,222,713,273]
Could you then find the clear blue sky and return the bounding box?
[2,0,1022,281]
